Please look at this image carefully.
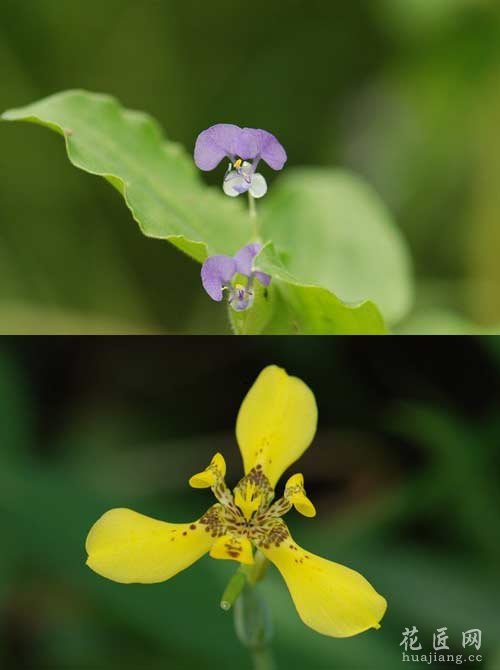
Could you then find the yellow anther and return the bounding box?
[189,452,226,489]
[234,481,262,521]
[234,159,242,169]
[285,473,316,518]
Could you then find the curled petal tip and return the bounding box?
[296,499,316,517]
[285,473,304,488]
[211,452,227,476]
[189,452,226,488]
[285,473,316,517]
[189,472,215,489]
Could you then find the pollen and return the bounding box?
[233,158,242,169]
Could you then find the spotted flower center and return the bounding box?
[190,454,315,564]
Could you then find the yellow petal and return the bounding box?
[291,496,316,518]
[189,452,226,489]
[209,534,254,565]
[236,366,318,487]
[261,535,387,637]
[85,508,214,584]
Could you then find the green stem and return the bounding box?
[247,551,269,586]
[224,555,275,670]
[248,191,259,240]
[251,646,276,670]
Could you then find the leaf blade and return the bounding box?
[2,90,252,262]
[260,168,413,325]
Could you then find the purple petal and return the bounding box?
[241,129,287,170]
[254,271,271,287]
[201,255,237,301]
[234,243,262,276]
[195,124,287,172]
[194,124,242,171]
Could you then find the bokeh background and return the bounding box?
[0,336,499,669]
[1,0,500,333]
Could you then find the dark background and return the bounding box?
[0,336,499,668]
[1,0,500,333]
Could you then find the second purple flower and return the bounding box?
[201,243,271,311]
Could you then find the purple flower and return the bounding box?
[201,243,271,311]
[194,124,287,198]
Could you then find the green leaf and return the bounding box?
[260,168,413,325]
[1,90,251,262]
[230,244,388,334]
[397,307,500,334]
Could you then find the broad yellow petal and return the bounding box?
[261,533,387,637]
[86,508,215,584]
[236,366,318,487]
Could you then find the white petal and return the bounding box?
[249,173,267,199]
[240,161,253,176]
[223,171,248,197]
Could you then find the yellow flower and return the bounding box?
[85,365,387,638]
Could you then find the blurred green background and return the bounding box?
[0,336,499,669]
[1,0,500,333]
